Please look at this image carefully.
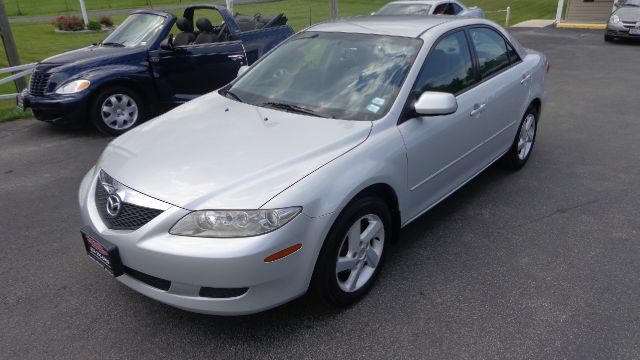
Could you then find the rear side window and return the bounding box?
[412,31,476,95]
[469,27,511,78]
[433,4,454,15]
[452,3,464,14]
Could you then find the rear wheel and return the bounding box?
[91,86,145,136]
[501,105,538,170]
[312,196,391,306]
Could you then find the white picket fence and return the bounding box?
[0,63,35,100]
[485,7,512,27]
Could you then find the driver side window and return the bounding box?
[412,31,476,95]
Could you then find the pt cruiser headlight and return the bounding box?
[169,207,302,238]
[55,79,90,94]
[609,15,620,24]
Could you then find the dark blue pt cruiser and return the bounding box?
[20,4,293,135]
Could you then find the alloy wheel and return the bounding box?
[517,113,536,160]
[335,214,385,293]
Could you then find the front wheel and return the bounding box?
[312,196,391,307]
[501,105,538,170]
[604,34,614,42]
[91,86,145,136]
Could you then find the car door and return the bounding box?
[398,30,488,219]
[467,26,531,160]
[148,41,246,105]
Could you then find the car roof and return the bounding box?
[308,16,458,38]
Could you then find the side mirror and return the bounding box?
[160,33,174,51]
[237,65,250,77]
[414,91,458,116]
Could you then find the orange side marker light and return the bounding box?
[264,243,303,263]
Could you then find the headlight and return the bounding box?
[55,79,90,94]
[169,207,302,238]
[609,15,620,24]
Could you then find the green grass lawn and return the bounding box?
[0,0,558,122]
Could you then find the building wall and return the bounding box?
[566,0,614,22]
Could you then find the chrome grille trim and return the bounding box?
[95,170,168,231]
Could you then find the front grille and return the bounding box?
[29,70,52,96]
[124,267,171,291]
[95,181,163,231]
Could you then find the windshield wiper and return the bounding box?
[261,101,327,118]
[102,42,125,47]
[224,89,244,103]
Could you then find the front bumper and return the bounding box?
[22,90,91,125]
[78,169,331,315]
[606,24,640,39]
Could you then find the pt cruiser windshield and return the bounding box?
[102,13,166,47]
[228,32,422,121]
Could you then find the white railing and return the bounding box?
[485,6,512,27]
[0,63,35,100]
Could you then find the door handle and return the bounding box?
[228,54,245,61]
[520,74,532,84]
[470,103,486,117]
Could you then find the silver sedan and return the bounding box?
[79,16,548,315]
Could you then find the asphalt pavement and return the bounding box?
[1,28,639,359]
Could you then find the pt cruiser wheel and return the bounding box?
[91,86,145,136]
[313,196,391,306]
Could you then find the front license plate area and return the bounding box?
[630,28,640,35]
[81,227,124,277]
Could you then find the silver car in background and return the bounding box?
[605,0,640,41]
[374,0,484,18]
[79,16,547,315]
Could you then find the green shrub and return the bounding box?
[88,20,101,31]
[99,16,113,27]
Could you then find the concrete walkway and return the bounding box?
[8,0,279,23]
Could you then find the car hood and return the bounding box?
[40,45,147,72]
[615,7,640,20]
[97,92,372,210]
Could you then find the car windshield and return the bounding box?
[102,13,166,47]
[376,4,432,15]
[227,32,422,121]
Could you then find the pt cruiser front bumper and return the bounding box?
[78,169,331,315]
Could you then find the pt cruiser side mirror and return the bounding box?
[237,65,250,77]
[414,91,458,116]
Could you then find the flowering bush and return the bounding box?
[52,15,85,31]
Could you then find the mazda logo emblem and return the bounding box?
[106,194,122,217]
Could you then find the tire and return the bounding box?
[312,196,392,307]
[500,105,538,170]
[90,86,145,136]
[604,34,614,42]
